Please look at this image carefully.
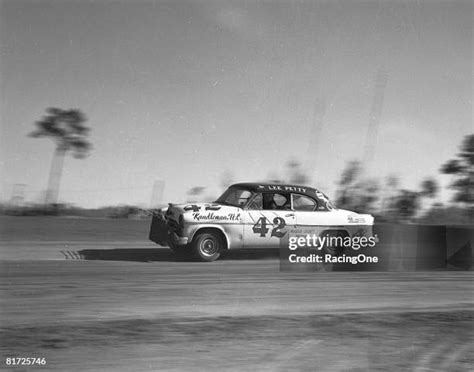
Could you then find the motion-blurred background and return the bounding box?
[1,0,472,225]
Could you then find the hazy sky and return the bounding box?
[1,0,472,207]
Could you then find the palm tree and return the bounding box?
[29,107,92,205]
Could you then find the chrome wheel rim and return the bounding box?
[200,238,219,256]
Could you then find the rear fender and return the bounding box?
[188,225,237,250]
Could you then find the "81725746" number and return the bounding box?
[6,357,46,366]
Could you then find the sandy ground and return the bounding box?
[0,217,473,371]
[1,258,473,371]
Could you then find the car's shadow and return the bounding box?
[76,248,280,262]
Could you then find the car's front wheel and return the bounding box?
[321,230,347,257]
[191,232,222,262]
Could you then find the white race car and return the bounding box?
[149,183,375,261]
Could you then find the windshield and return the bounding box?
[215,186,254,208]
[316,190,337,210]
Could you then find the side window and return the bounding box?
[236,190,252,206]
[247,193,263,210]
[292,194,318,211]
[225,189,252,207]
[262,193,291,210]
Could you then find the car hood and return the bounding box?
[336,209,374,225]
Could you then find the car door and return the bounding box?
[243,192,296,248]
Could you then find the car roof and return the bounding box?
[230,182,322,198]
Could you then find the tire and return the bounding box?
[321,230,347,257]
[191,232,222,262]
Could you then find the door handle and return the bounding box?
[285,213,295,217]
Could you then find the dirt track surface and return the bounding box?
[2,260,474,324]
[1,218,473,371]
[1,256,473,371]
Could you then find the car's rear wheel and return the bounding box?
[192,232,222,262]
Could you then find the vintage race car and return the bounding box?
[149,183,375,261]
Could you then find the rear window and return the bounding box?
[215,187,254,207]
[292,194,318,211]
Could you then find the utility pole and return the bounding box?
[362,69,389,173]
[304,98,327,182]
[150,180,165,208]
